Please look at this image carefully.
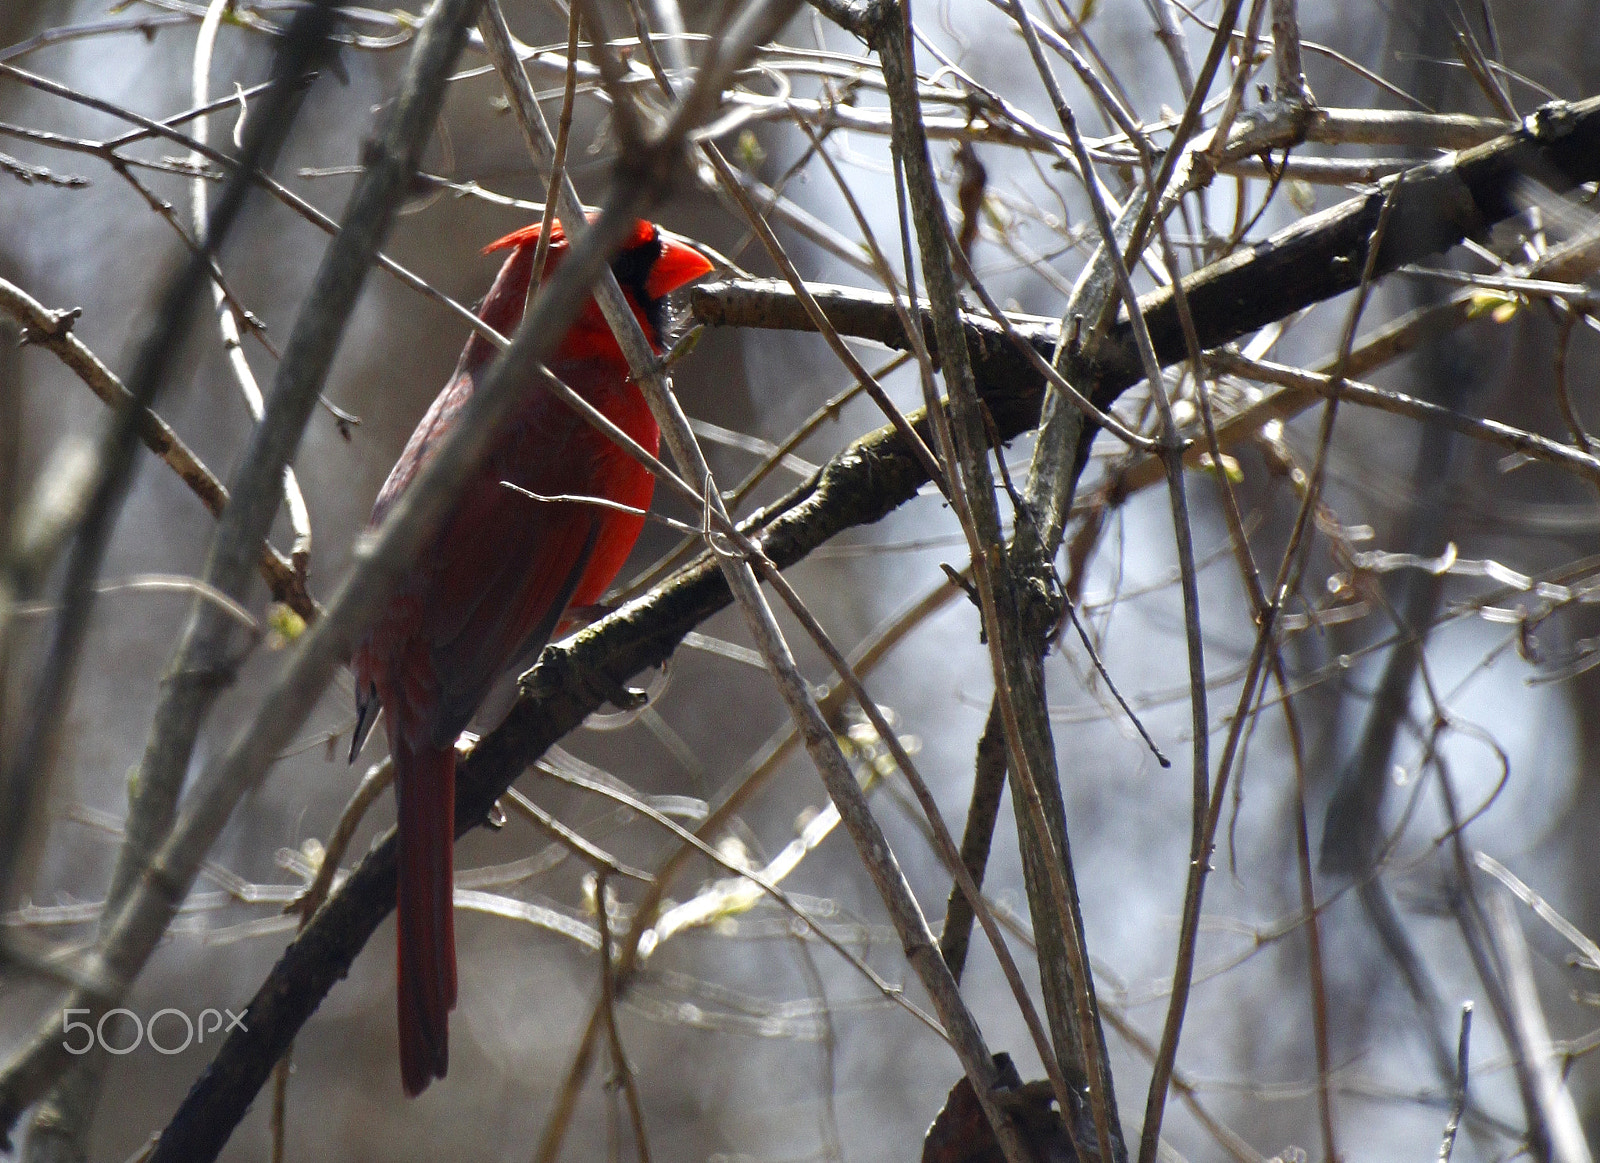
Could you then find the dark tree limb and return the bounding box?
[693,96,1600,415]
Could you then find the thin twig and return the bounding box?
[1137,172,1405,1163]
[1145,177,1340,1160]
[1439,1002,1473,1163]
[536,570,966,1162]
[0,277,312,618]
[531,3,581,288]
[503,789,654,883]
[188,0,313,571]
[717,118,951,493]
[538,760,943,1035]
[273,757,395,1163]
[0,61,526,360]
[1209,352,1600,486]
[1486,892,1593,1163]
[594,875,652,1163]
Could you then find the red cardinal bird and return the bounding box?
[351,218,712,1095]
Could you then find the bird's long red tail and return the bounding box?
[394,737,457,1096]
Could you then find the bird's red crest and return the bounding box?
[482,217,660,257]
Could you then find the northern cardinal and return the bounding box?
[350,218,712,1095]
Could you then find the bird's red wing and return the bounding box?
[417,470,601,748]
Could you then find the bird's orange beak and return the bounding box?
[645,236,715,300]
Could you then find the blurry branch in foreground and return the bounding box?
[0,0,339,961]
[0,0,477,1143]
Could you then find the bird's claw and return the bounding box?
[569,657,648,712]
[611,684,648,711]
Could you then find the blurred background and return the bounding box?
[5,0,1600,1159]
